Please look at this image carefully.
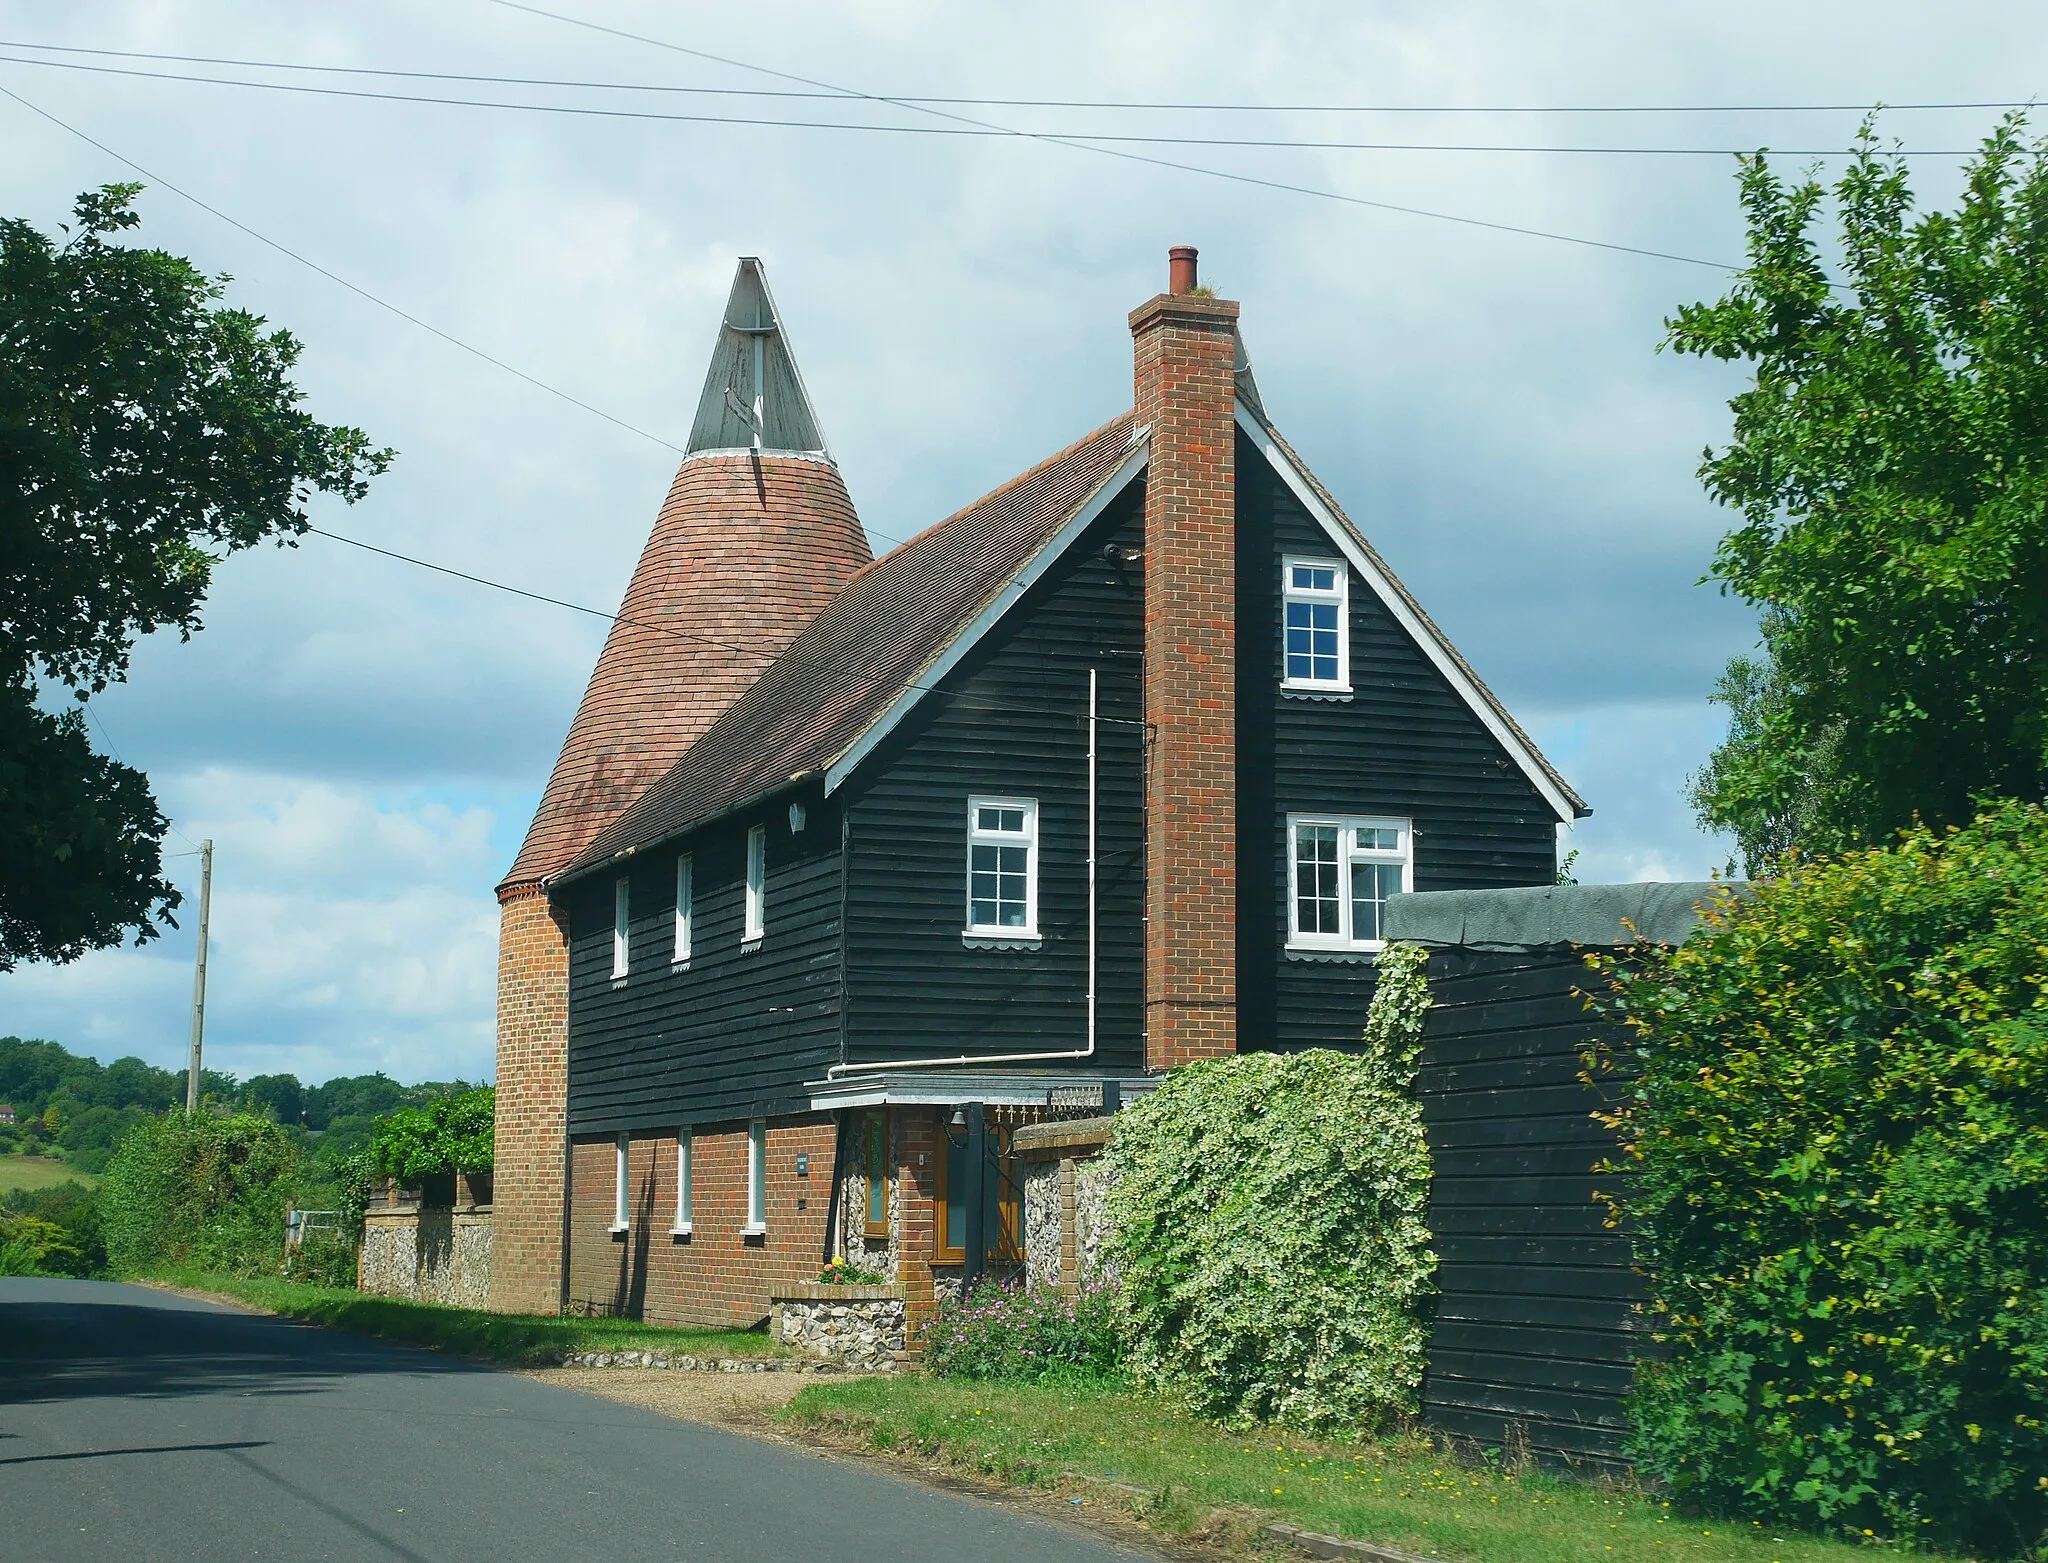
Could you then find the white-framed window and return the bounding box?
[673,854,693,965]
[610,1131,631,1232]
[672,1130,693,1236]
[1287,815,1412,952]
[611,876,631,979]
[965,796,1039,937]
[1282,556,1349,691]
[743,1119,767,1234]
[743,825,766,944]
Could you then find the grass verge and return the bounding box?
[0,1155,96,1193]
[780,1376,1948,1563]
[144,1268,785,1366]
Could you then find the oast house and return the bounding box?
[490,248,1586,1331]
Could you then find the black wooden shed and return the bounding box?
[1384,882,1745,1468]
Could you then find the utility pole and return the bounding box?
[185,839,213,1114]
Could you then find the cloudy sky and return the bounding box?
[1,0,2037,1087]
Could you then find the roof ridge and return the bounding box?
[839,410,1138,589]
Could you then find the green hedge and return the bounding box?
[1102,943,1436,1436]
[1594,801,2048,1556]
[99,1111,300,1276]
[367,1085,493,1184]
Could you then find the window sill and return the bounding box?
[962,931,1042,949]
[1285,943,1386,963]
[740,1222,768,1241]
[1280,682,1353,701]
[607,1221,629,1238]
[739,937,763,954]
[670,959,690,973]
[609,976,629,989]
[668,1222,693,1240]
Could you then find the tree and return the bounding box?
[0,184,389,968]
[241,1073,304,1125]
[1672,118,2048,870]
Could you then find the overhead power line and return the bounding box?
[0,51,1994,156]
[0,85,683,458]
[506,2,1747,272]
[304,525,1141,731]
[0,38,2027,118]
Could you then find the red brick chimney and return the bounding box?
[1132,247,1238,1070]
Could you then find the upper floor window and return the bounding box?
[965,796,1038,937]
[611,877,631,979]
[673,854,693,965]
[1282,557,1349,691]
[1288,815,1411,952]
[743,825,766,944]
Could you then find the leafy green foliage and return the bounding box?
[0,684,178,968]
[1590,801,2048,1555]
[924,1280,1122,1384]
[99,1110,302,1276]
[1672,119,2048,865]
[240,1073,304,1124]
[0,1211,89,1275]
[0,184,389,967]
[367,1086,494,1184]
[3,1179,104,1274]
[1103,945,1436,1436]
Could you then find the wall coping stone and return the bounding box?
[771,1282,906,1302]
[1014,1116,1115,1155]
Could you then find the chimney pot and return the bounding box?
[1168,245,1199,295]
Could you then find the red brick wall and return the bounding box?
[566,1116,839,1327]
[556,1107,976,1345]
[1131,286,1241,1070]
[491,886,570,1314]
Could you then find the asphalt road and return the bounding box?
[0,1278,1145,1563]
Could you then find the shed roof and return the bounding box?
[1384,882,1752,950]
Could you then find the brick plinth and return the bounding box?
[490,885,570,1314]
[1132,283,1241,1070]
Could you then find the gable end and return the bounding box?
[1233,402,1585,824]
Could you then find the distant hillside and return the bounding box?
[0,1036,481,1173]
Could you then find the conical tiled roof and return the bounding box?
[500,264,871,893]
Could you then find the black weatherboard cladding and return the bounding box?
[1414,946,1651,1467]
[840,485,1146,1072]
[565,791,844,1133]
[1234,431,1558,1052]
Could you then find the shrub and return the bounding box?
[3,1180,104,1274]
[282,1227,359,1289]
[367,1086,493,1186]
[923,1278,1122,1384]
[0,1212,87,1275]
[1102,943,1436,1436]
[98,1110,302,1276]
[1592,800,2048,1556]
[818,1255,885,1286]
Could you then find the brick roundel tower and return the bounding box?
[492,260,871,1313]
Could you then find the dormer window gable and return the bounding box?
[1282,555,1350,695]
